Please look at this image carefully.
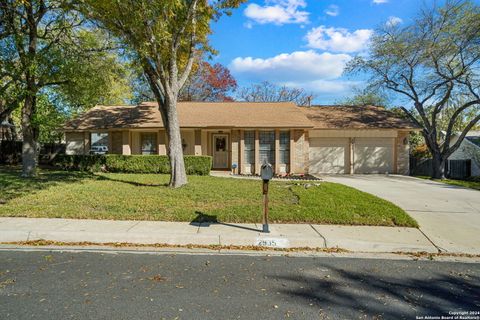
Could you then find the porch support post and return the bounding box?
[349,137,354,174]
[158,130,167,155]
[290,129,295,174]
[393,137,398,174]
[239,129,245,174]
[304,130,309,174]
[122,130,131,155]
[108,130,113,154]
[255,130,260,174]
[83,132,90,155]
[194,129,202,155]
[275,129,280,174]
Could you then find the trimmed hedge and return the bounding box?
[53,155,212,175]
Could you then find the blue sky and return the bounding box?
[207,0,444,104]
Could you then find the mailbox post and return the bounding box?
[260,160,274,233]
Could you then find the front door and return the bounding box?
[213,134,229,169]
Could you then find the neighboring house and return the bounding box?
[448,131,480,177]
[63,102,419,175]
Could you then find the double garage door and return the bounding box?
[309,137,394,174]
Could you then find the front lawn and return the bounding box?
[416,176,480,191]
[0,167,417,227]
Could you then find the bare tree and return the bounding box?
[238,81,315,106]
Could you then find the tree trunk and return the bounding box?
[164,98,187,188]
[21,95,38,177]
[431,152,446,179]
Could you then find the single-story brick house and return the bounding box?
[64,101,419,175]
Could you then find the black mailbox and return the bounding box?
[260,161,274,181]
[260,160,273,233]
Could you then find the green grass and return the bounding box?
[0,167,417,227]
[416,176,480,191]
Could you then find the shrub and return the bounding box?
[105,155,170,173]
[54,154,106,172]
[53,155,212,175]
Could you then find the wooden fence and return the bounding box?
[410,157,472,179]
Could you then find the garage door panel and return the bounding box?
[309,138,348,174]
[354,138,393,174]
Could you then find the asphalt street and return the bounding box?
[0,250,479,319]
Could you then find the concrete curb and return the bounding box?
[1,244,479,264]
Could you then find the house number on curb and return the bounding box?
[255,238,290,248]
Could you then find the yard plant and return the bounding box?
[53,155,212,175]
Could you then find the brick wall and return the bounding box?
[396,131,410,175]
[293,130,307,174]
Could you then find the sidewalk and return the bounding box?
[0,217,440,254]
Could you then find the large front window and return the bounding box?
[141,133,157,155]
[279,131,290,164]
[244,131,255,165]
[259,131,275,165]
[90,132,108,154]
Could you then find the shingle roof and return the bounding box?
[299,105,420,130]
[64,102,420,131]
[64,101,314,130]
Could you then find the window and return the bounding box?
[90,133,109,154]
[141,133,157,155]
[279,131,290,164]
[259,131,275,165]
[244,131,255,165]
[215,136,226,152]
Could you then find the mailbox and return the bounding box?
[260,161,274,181]
[260,160,273,233]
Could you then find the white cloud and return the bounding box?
[230,50,351,82]
[386,16,402,27]
[373,0,388,4]
[325,4,340,17]
[244,0,309,26]
[305,26,373,52]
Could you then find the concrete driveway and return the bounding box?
[322,175,480,254]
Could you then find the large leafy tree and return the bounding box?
[0,0,84,176]
[81,0,245,187]
[50,30,133,113]
[347,0,480,179]
[1,0,130,176]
